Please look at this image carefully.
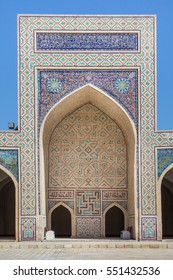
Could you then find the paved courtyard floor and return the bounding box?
[0,240,173,259]
[0,247,173,260]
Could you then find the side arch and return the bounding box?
[157,163,173,240]
[40,84,138,239]
[0,164,19,241]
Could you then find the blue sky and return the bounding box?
[0,0,172,130]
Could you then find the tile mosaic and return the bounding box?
[0,150,18,180]
[141,217,157,240]
[36,32,139,51]
[21,218,36,241]
[0,15,173,240]
[38,69,138,126]
[157,149,173,178]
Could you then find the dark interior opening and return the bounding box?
[0,172,15,239]
[105,206,124,237]
[51,205,71,237]
[162,184,173,238]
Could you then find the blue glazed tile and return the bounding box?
[158,149,173,178]
[0,150,18,181]
[38,69,138,127]
[36,33,138,51]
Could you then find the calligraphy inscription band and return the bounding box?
[48,190,74,199]
[102,190,128,200]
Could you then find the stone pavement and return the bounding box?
[1,247,173,260]
[0,239,173,259]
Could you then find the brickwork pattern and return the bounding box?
[49,104,127,237]
[49,104,127,189]
[76,217,101,238]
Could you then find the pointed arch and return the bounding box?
[0,164,19,241]
[158,163,173,184]
[157,164,173,240]
[103,202,128,237]
[48,202,73,237]
[40,84,138,239]
[0,164,18,187]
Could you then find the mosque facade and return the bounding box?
[0,15,173,241]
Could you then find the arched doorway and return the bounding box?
[51,205,71,237]
[105,206,125,237]
[161,168,173,238]
[0,169,15,239]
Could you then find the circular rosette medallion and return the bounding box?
[46,78,62,94]
[115,77,130,93]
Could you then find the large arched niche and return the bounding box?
[40,84,137,239]
[157,164,173,240]
[0,165,19,241]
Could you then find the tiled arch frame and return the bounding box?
[0,164,19,241]
[39,83,138,239]
[156,160,173,240]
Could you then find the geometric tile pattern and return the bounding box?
[49,104,127,189]
[21,218,36,241]
[76,217,101,238]
[36,32,139,51]
[48,201,74,212]
[18,15,173,240]
[157,149,173,178]
[48,103,127,237]
[17,15,160,224]
[102,201,128,212]
[38,69,138,125]
[141,217,157,240]
[76,191,100,215]
[0,15,173,240]
[0,149,18,180]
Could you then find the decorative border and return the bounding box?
[34,30,140,53]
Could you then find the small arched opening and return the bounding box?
[0,168,16,239]
[51,205,72,237]
[105,205,125,237]
[161,167,173,238]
